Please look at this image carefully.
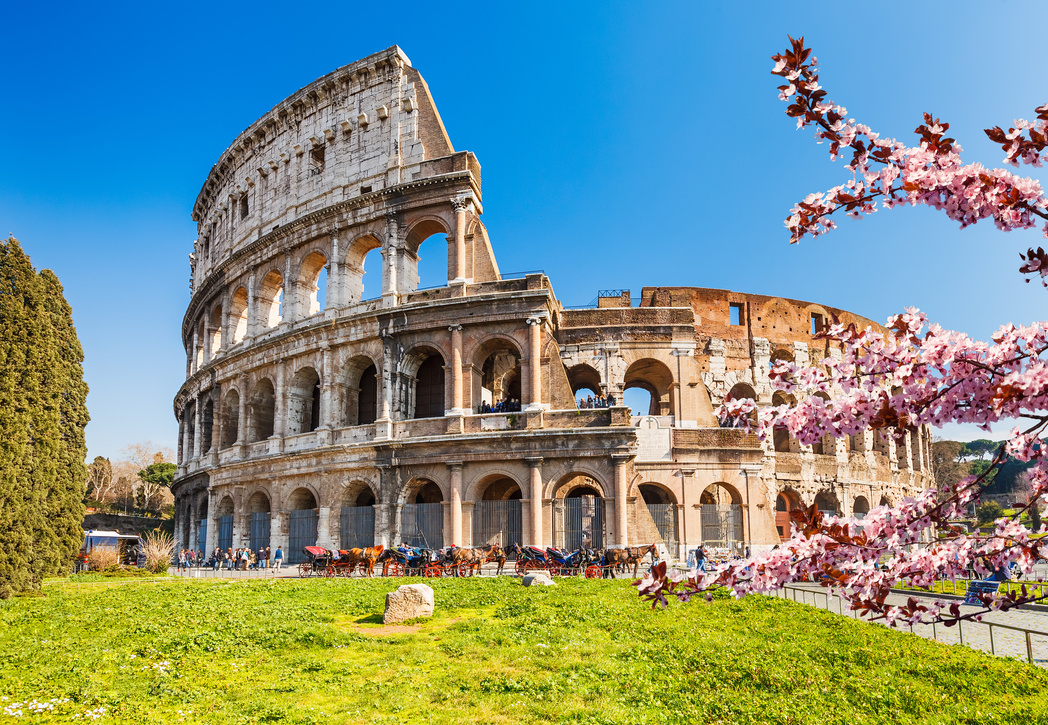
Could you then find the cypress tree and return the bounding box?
[0,237,89,598]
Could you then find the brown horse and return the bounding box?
[448,544,504,575]
[603,543,658,578]
[341,545,385,577]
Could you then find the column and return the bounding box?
[526,457,544,547]
[179,419,188,465]
[525,316,545,411]
[246,271,257,338]
[191,326,200,374]
[329,235,341,309]
[204,493,217,554]
[448,325,464,415]
[383,213,399,304]
[320,346,333,429]
[316,507,333,548]
[613,454,630,547]
[448,462,463,546]
[236,376,247,444]
[273,363,286,438]
[452,198,468,283]
[192,397,202,461]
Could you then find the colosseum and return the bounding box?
[171,46,934,565]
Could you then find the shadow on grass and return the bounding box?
[355,613,384,625]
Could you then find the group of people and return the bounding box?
[477,398,521,414]
[578,393,616,409]
[174,546,284,571]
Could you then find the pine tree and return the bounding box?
[0,237,89,598]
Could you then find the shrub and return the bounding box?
[86,548,119,571]
[976,501,1003,526]
[142,531,174,573]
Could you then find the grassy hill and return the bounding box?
[2,577,1046,724]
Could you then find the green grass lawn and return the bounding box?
[2,577,1048,724]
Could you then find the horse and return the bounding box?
[447,544,505,576]
[602,543,658,578]
[341,545,384,577]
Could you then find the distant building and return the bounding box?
[172,47,933,564]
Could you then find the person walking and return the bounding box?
[274,546,283,570]
[258,547,267,570]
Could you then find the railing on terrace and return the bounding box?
[772,582,1048,666]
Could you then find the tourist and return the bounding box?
[258,546,267,570]
[177,549,186,572]
[249,549,257,570]
[274,546,283,570]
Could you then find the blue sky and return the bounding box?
[3,1,1045,457]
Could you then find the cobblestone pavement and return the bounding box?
[776,583,1048,667]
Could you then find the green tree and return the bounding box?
[976,501,1004,526]
[136,460,176,513]
[0,237,88,598]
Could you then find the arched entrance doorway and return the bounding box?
[287,488,318,564]
[216,495,234,551]
[638,484,679,555]
[248,491,271,552]
[473,476,523,547]
[775,489,802,541]
[401,480,444,549]
[340,482,376,549]
[852,496,870,520]
[700,483,744,557]
[553,475,605,549]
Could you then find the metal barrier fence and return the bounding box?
[772,584,1048,666]
[401,503,443,549]
[287,510,318,564]
[340,506,375,549]
[555,497,604,549]
[249,512,270,552]
[473,500,522,547]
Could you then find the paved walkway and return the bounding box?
[775,583,1048,667]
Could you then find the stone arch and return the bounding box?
[403,345,445,419]
[550,470,608,499]
[296,251,328,318]
[287,366,321,435]
[814,490,840,516]
[220,388,240,448]
[201,398,214,454]
[852,495,870,519]
[229,286,249,344]
[879,495,893,507]
[623,358,675,416]
[774,488,803,541]
[208,305,222,360]
[399,476,445,548]
[342,480,378,507]
[257,269,284,329]
[247,377,275,442]
[811,391,834,455]
[247,490,271,514]
[770,348,795,365]
[473,473,524,501]
[700,482,742,505]
[404,217,452,292]
[288,486,319,511]
[771,391,798,453]
[344,233,383,303]
[402,477,445,505]
[215,494,234,517]
[567,363,603,407]
[341,354,380,426]
[470,335,523,412]
[635,482,677,505]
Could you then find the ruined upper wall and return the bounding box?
[189,46,462,287]
[639,286,884,347]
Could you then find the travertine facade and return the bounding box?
[171,47,933,564]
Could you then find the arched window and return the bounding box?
[474,339,523,412]
[209,305,222,359]
[624,358,674,416]
[344,235,383,304]
[814,490,840,517]
[298,252,327,318]
[229,287,248,344]
[247,379,275,442]
[201,399,214,454]
[357,364,378,425]
[258,270,283,329]
[413,354,445,419]
[288,367,321,435]
[405,219,451,292]
[853,496,870,519]
[220,390,239,448]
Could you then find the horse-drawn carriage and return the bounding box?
[298,545,385,577]
[378,544,506,577]
[507,543,657,578]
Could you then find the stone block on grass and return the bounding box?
[384,583,435,624]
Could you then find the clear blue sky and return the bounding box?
[3,1,1045,457]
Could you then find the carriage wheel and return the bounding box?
[424,564,442,578]
[585,565,601,579]
[298,562,312,578]
[547,566,561,577]
[457,563,473,578]
[523,561,542,574]
[514,560,526,576]
[387,561,405,577]
[324,565,337,578]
